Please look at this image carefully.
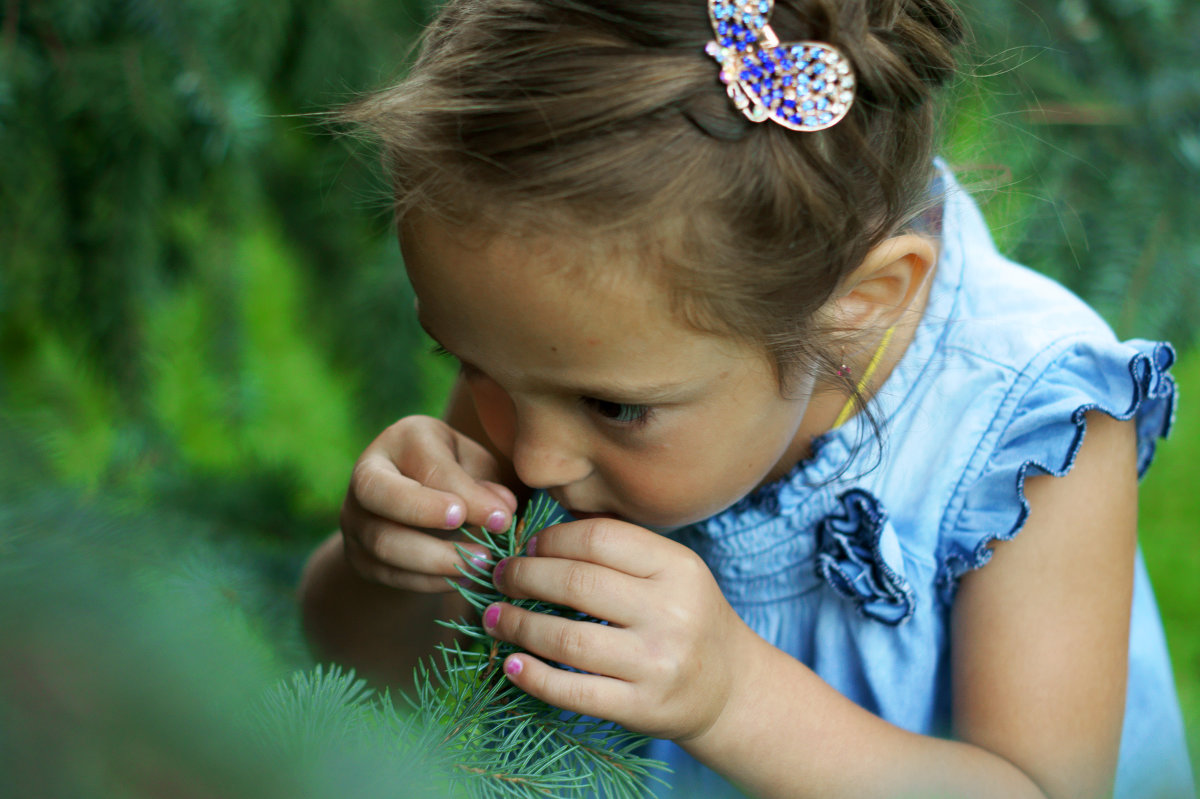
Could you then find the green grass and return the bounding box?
[1138,347,1200,783]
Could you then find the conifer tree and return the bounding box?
[945,0,1200,345]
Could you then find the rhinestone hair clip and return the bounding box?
[704,0,856,132]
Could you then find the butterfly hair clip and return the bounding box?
[704,0,855,132]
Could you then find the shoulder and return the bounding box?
[929,174,1176,478]
[936,173,1118,372]
[861,173,1177,599]
[908,169,1174,459]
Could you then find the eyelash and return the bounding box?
[430,343,476,374]
[582,397,654,427]
[431,344,653,428]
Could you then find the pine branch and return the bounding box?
[406,494,671,798]
[248,499,667,796]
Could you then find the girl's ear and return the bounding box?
[828,234,938,330]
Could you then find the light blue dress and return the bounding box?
[639,169,1194,798]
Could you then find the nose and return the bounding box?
[468,376,591,490]
[509,404,592,491]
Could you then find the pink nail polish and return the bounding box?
[486,510,507,532]
[492,558,508,585]
[468,552,492,573]
[446,504,466,528]
[483,603,501,628]
[525,535,538,557]
[505,657,523,676]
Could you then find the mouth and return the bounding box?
[550,491,621,522]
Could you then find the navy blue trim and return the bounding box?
[940,342,1177,600]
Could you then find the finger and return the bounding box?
[351,455,473,531]
[492,555,644,627]
[354,516,492,578]
[424,434,517,531]
[343,536,463,593]
[482,602,632,678]
[500,652,637,724]
[526,519,671,578]
[478,481,519,515]
[453,439,519,515]
[358,434,515,533]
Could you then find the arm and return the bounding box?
[298,375,520,688]
[949,409,1133,798]
[691,412,1133,798]
[487,411,1136,798]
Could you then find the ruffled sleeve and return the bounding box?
[936,338,1176,602]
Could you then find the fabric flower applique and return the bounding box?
[815,489,915,625]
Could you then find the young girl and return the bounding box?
[299,1,1194,796]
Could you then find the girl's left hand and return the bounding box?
[483,518,751,742]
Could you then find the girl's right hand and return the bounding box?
[340,415,519,593]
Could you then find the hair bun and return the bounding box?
[897,0,966,86]
[831,0,963,111]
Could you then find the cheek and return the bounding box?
[611,404,802,524]
[597,441,730,525]
[468,376,517,457]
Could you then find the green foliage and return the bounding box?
[0,420,440,798]
[0,439,666,799]
[945,0,1200,347]
[422,496,669,798]
[143,218,361,517]
[256,500,669,798]
[0,0,450,536]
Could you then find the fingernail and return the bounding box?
[492,557,508,585]
[485,510,507,532]
[446,504,466,528]
[504,657,523,676]
[525,535,538,557]
[483,603,501,629]
[468,552,492,573]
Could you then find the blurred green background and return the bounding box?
[1,0,1197,794]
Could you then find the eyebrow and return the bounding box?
[417,316,695,404]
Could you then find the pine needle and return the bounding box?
[415,495,671,798]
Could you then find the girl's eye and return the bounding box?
[583,397,652,426]
[429,343,482,377]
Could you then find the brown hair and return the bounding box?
[345,0,964,391]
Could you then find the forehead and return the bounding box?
[402,213,661,324]
[400,215,759,395]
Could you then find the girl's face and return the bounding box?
[402,217,820,530]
